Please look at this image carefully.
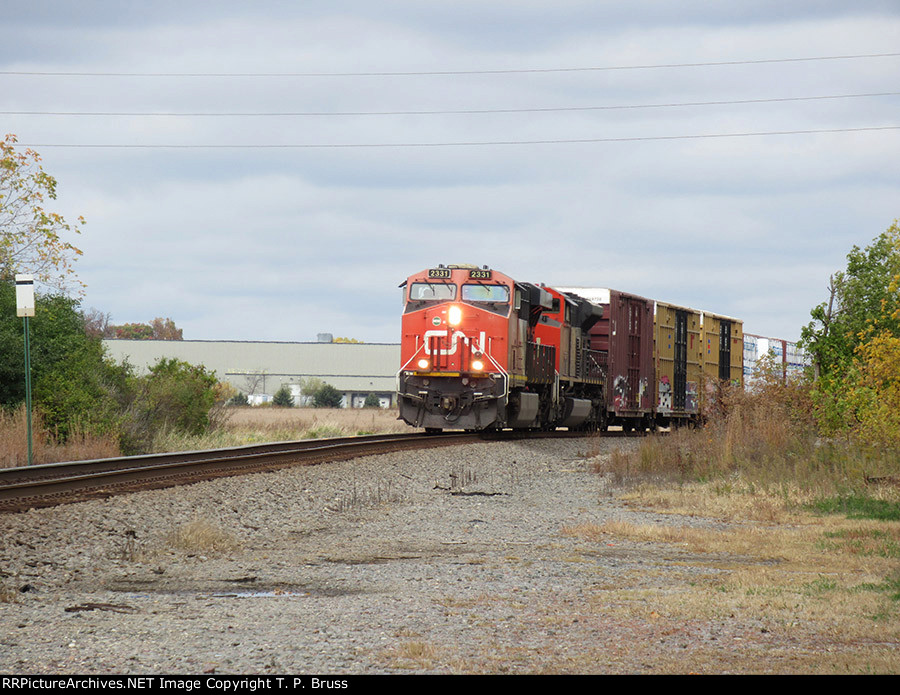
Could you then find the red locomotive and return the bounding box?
[397,264,743,432]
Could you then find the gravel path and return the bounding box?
[1,437,756,674]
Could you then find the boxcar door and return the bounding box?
[674,309,687,410]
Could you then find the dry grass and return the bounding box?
[151,406,408,453]
[592,379,900,511]
[326,478,404,513]
[561,512,900,662]
[385,641,440,670]
[572,385,900,674]
[1,403,406,465]
[0,406,120,468]
[229,406,407,436]
[166,517,240,553]
[0,584,18,603]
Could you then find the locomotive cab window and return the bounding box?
[462,283,510,316]
[461,284,509,303]
[406,282,457,312]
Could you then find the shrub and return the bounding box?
[228,391,250,406]
[272,385,294,408]
[313,383,344,408]
[119,358,219,454]
[364,392,381,408]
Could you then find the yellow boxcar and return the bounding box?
[700,312,744,388]
[654,302,703,423]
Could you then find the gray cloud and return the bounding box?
[3,4,898,345]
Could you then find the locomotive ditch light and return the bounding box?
[471,359,485,372]
[417,358,431,371]
[448,305,462,326]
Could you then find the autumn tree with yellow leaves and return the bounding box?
[1,134,85,292]
[802,221,900,446]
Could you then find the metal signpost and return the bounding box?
[15,274,35,466]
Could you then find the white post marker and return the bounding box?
[16,274,35,465]
[16,274,35,317]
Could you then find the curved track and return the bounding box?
[0,428,651,513]
[0,432,483,513]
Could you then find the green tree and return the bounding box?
[300,377,324,397]
[114,323,154,340]
[272,385,294,407]
[364,393,381,408]
[228,391,249,407]
[802,221,900,445]
[1,134,85,292]
[113,317,183,340]
[312,383,344,408]
[0,281,127,440]
[801,220,900,378]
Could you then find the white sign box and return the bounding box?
[15,274,35,317]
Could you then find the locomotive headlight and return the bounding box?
[417,358,431,371]
[448,305,462,326]
[471,359,485,372]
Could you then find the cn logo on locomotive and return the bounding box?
[423,330,487,356]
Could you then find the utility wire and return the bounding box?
[3,52,898,78]
[20,125,900,149]
[3,91,898,117]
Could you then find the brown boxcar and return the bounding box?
[570,288,655,430]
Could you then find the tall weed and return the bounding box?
[599,373,898,495]
[0,405,120,467]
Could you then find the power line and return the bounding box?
[3,52,898,78]
[19,125,900,149]
[3,91,898,118]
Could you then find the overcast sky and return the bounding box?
[3,1,898,343]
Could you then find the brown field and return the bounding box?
[141,405,411,454]
[0,405,409,467]
[224,405,409,440]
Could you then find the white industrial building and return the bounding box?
[103,339,401,408]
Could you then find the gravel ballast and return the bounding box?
[1,436,770,674]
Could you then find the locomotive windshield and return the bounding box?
[461,283,510,316]
[462,284,509,302]
[409,282,457,300]
[405,282,457,312]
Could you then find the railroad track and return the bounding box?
[0,428,647,513]
[0,432,485,513]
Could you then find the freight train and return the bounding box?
[397,264,743,432]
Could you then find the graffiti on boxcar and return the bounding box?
[686,381,698,412]
[613,375,627,409]
[658,375,672,413]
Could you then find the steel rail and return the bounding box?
[0,428,654,513]
[0,432,481,513]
